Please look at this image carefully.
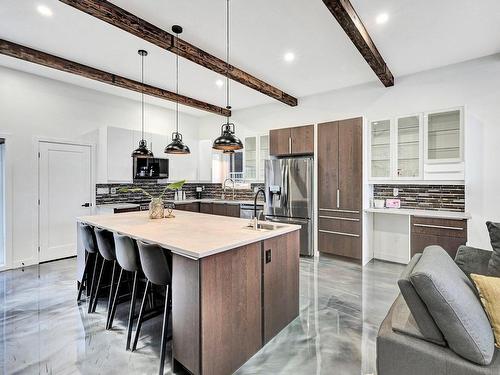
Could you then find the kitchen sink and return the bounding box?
[245,222,285,231]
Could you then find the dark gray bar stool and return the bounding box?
[92,228,118,324]
[77,223,99,306]
[134,241,172,375]
[108,233,141,350]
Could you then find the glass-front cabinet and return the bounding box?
[369,119,392,179]
[243,134,269,182]
[396,114,422,179]
[369,107,463,182]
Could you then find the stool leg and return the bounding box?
[91,258,106,313]
[77,253,91,302]
[159,285,170,375]
[126,271,139,351]
[131,280,150,352]
[87,253,100,313]
[107,268,123,330]
[106,261,117,329]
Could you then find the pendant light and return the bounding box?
[132,49,154,158]
[165,25,191,155]
[212,0,243,151]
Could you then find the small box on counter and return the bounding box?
[385,199,401,208]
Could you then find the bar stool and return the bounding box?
[91,228,118,325]
[77,223,99,306]
[134,241,172,375]
[108,233,141,350]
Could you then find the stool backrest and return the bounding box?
[137,241,171,286]
[113,233,141,272]
[94,228,116,261]
[79,222,98,254]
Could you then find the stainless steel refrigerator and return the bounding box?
[264,157,314,256]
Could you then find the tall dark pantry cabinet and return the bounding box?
[318,117,363,260]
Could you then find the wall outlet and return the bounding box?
[110,187,117,195]
[393,188,399,197]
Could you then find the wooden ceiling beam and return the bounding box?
[0,39,231,117]
[322,0,394,87]
[59,0,298,107]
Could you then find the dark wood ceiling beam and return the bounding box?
[59,0,298,107]
[322,0,394,87]
[0,39,231,117]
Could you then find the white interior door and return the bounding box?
[39,142,92,262]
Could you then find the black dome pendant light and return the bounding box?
[165,25,190,155]
[132,49,154,158]
[212,0,243,152]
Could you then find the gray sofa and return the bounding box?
[377,245,500,375]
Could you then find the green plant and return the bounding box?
[118,180,186,200]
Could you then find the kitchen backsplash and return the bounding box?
[373,184,465,212]
[96,182,265,205]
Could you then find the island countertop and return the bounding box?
[77,210,300,260]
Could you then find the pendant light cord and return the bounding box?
[176,34,180,134]
[226,0,230,122]
[141,52,145,141]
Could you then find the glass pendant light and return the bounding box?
[165,25,190,155]
[212,0,243,152]
[132,49,154,158]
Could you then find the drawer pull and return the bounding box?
[320,208,359,214]
[413,223,464,231]
[319,215,359,222]
[319,229,360,238]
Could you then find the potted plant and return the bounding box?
[118,180,186,219]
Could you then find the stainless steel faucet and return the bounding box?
[222,177,235,200]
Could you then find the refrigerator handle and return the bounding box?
[336,189,340,208]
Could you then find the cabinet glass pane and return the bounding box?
[397,115,420,177]
[259,135,269,181]
[427,110,460,160]
[245,137,257,180]
[371,120,391,178]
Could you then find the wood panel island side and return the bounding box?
[77,210,300,375]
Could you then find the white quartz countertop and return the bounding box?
[364,208,470,219]
[169,199,263,206]
[78,210,299,259]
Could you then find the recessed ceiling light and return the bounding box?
[376,13,389,25]
[37,4,53,17]
[215,79,224,88]
[284,52,295,63]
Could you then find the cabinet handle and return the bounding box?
[288,137,292,154]
[319,216,359,222]
[319,229,360,238]
[413,223,464,231]
[320,208,359,214]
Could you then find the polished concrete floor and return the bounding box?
[0,256,403,375]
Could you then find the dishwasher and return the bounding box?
[240,204,265,220]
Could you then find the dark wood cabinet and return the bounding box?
[269,125,314,156]
[226,204,240,218]
[211,202,240,218]
[411,216,467,258]
[175,202,200,213]
[212,202,228,216]
[200,202,213,214]
[317,117,363,260]
[263,230,300,343]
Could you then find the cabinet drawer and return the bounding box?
[318,215,360,235]
[318,208,360,220]
[318,231,361,260]
[175,202,200,212]
[411,216,467,238]
[226,204,241,218]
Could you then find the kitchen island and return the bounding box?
[77,210,300,375]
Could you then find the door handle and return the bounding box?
[81,203,92,207]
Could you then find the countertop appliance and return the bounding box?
[264,157,314,256]
[133,157,169,180]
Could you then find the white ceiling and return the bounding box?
[1,0,500,117]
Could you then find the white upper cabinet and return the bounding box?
[369,119,392,180]
[424,107,464,180]
[107,127,135,183]
[395,114,423,179]
[368,107,464,182]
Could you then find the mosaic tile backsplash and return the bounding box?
[373,184,465,212]
[96,182,264,205]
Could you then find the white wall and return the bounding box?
[0,66,202,269]
[0,142,4,266]
[200,53,500,251]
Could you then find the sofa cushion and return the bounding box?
[410,246,495,365]
[471,274,500,348]
[398,254,445,345]
[486,221,500,276]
